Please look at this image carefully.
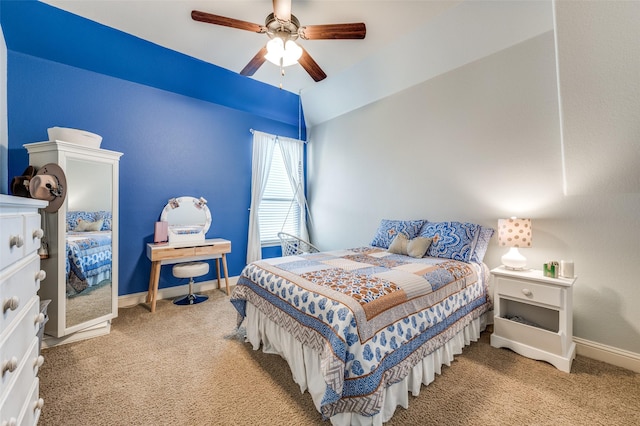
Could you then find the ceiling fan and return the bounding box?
[191,0,366,83]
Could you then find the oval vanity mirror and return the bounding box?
[160,196,211,243]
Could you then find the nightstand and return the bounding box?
[490,266,577,372]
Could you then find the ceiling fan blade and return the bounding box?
[299,23,366,40]
[240,46,269,76]
[298,47,327,82]
[272,0,292,22]
[191,10,265,33]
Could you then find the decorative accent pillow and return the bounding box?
[388,233,432,258]
[66,211,96,231]
[418,221,481,262]
[470,226,495,263]
[75,218,104,232]
[370,219,426,249]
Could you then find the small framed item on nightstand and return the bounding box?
[490,266,577,372]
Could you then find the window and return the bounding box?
[247,131,308,264]
[258,141,302,245]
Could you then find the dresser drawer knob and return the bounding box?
[35,270,47,281]
[33,228,44,239]
[34,355,45,371]
[35,312,46,325]
[9,234,24,248]
[34,398,45,411]
[3,296,19,313]
[522,288,533,297]
[2,356,18,376]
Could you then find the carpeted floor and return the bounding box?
[39,288,640,425]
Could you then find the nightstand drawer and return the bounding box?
[496,277,562,308]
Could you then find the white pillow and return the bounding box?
[75,218,104,232]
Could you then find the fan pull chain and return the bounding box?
[279,57,285,90]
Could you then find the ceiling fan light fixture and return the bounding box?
[192,5,365,82]
[284,39,303,62]
[265,37,302,67]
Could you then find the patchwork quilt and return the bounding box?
[231,247,490,419]
[66,231,112,283]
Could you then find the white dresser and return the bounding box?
[1,194,48,425]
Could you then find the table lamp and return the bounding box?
[498,217,532,270]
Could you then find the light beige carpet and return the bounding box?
[39,288,640,425]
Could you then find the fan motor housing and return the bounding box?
[265,13,300,41]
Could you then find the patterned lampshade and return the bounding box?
[498,218,532,248]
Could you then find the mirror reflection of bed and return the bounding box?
[64,158,114,328]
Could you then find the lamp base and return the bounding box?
[501,247,527,270]
[502,265,528,271]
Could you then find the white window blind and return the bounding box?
[258,142,301,245]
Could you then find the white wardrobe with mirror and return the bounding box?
[25,140,122,345]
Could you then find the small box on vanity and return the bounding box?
[154,221,168,243]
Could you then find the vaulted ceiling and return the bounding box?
[41,1,460,94]
[29,1,554,126]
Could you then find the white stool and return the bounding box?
[172,262,209,305]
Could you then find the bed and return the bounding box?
[231,219,494,425]
[65,211,113,295]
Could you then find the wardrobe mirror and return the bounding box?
[65,157,114,328]
[160,196,211,243]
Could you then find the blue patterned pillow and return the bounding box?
[370,219,426,249]
[470,226,494,263]
[418,221,481,262]
[67,211,112,231]
[94,210,112,231]
[66,211,96,231]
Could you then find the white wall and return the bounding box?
[555,1,640,196]
[306,2,640,360]
[552,1,640,356]
[308,30,562,254]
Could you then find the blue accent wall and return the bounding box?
[1,0,301,125]
[2,1,303,297]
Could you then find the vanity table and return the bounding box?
[146,239,231,313]
[145,196,231,312]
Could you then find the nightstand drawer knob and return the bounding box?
[522,288,533,297]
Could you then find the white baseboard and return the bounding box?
[118,276,239,308]
[574,336,640,373]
